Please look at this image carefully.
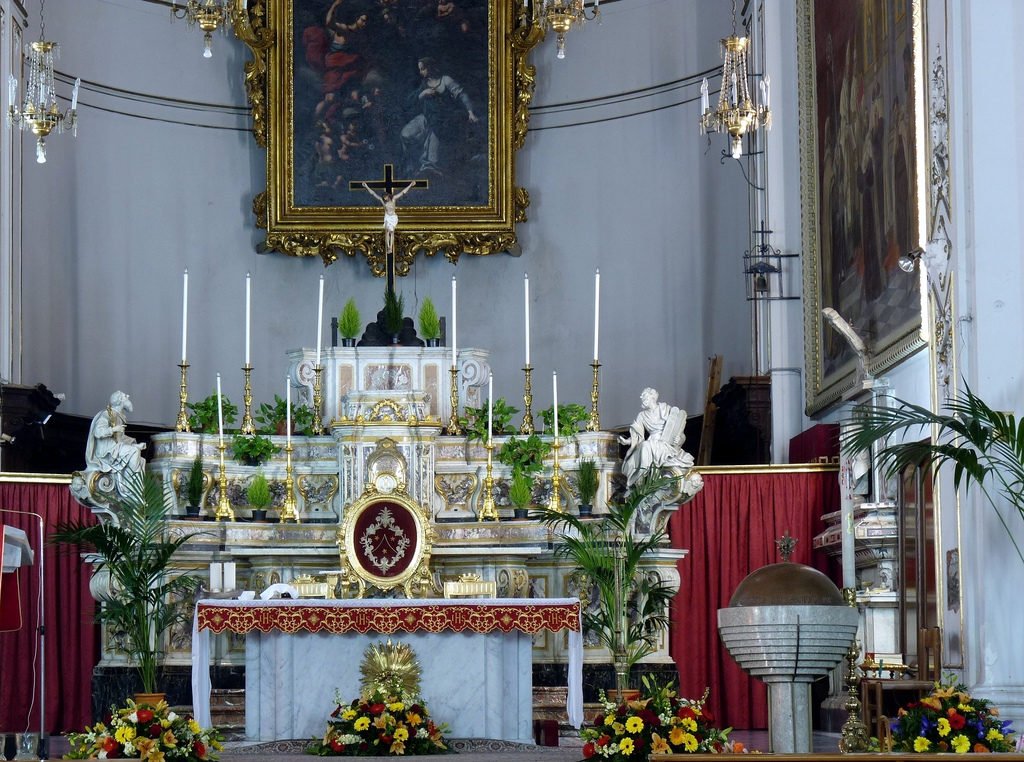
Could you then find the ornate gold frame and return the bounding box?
[797,0,928,414]
[337,486,434,598]
[234,0,541,275]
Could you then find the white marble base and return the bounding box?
[245,629,534,743]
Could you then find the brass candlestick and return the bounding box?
[548,437,564,512]
[839,587,870,753]
[311,364,325,435]
[176,361,192,432]
[240,363,256,435]
[478,441,498,521]
[447,366,463,435]
[280,441,300,523]
[520,364,535,434]
[215,440,235,522]
[586,360,602,432]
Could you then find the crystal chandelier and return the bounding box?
[171,0,234,58]
[699,0,770,159]
[6,0,80,164]
[529,0,600,59]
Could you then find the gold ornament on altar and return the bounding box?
[359,639,422,700]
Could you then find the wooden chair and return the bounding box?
[862,627,942,740]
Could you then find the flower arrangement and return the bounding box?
[580,679,738,760]
[308,687,449,757]
[64,698,222,760]
[889,680,1016,753]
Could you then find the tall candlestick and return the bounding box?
[593,268,601,362]
[524,273,530,366]
[487,373,493,445]
[553,371,559,436]
[286,377,292,448]
[316,274,324,366]
[181,268,189,363]
[245,272,251,365]
[216,373,224,448]
[451,276,458,369]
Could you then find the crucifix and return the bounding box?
[351,165,429,295]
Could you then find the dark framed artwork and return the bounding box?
[798,0,928,413]
[235,0,537,274]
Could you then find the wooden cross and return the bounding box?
[351,166,429,295]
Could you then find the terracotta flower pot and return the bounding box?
[133,692,166,707]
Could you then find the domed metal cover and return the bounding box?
[728,562,845,607]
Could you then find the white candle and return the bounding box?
[487,372,494,445]
[181,268,189,363]
[524,273,530,366]
[701,78,709,113]
[731,71,738,104]
[451,276,458,369]
[7,75,16,109]
[762,74,771,110]
[593,268,601,362]
[245,272,251,366]
[70,77,80,111]
[552,371,559,437]
[216,373,224,447]
[209,563,223,593]
[286,377,292,447]
[223,562,236,591]
[316,274,324,367]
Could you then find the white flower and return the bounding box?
[98,753,108,760]
[416,727,429,739]
[167,711,178,722]
[128,712,139,723]
[123,741,136,756]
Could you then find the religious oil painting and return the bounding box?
[237,0,531,272]
[798,0,928,413]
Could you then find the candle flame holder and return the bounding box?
[479,442,498,521]
[280,441,300,523]
[176,362,192,432]
[447,366,463,435]
[311,364,325,435]
[240,363,256,435]
[586,360,602,432]
[520,364,535,434]
[548,437,564,512]
[215,440,235,522]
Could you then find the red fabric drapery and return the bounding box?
[669,469,839,730]
[0,481,97,732]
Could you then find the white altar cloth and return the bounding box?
[191,598,582,742]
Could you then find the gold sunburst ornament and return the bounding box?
[359,640,422,700]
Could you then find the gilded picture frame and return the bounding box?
[235,0,539,275]
[798,0,928,414]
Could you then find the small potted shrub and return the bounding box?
[185,455,205,518]
[247,471,272,522]
[231,432,279,466]
[576,458,599,517]
[383,290,405,343]
[508,473,533,520]
[419,297,441,346]
[338,298,361,347]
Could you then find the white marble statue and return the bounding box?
[619,387,694,488]
[71,390,146,512]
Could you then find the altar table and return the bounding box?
[191,598,582,743]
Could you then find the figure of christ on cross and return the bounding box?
[352,165,428,293]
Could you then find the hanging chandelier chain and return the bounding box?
[39,0,46,41]
[731,0,737,37]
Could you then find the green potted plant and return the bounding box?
[52,473,202,699]
[462,398,519,444]
[231,432,279,466]
[540,403,590,438]
[575,458,599,517]
[508,472,534,520]
[187,392,237,434]
[339,298,362,347]
[844,385,1024,566]
[383,290,405,343]
[254,394,315,436]
[418,297,441,346]
[247,471,273,522]
[498,434,551,481]
[185,455,205,518]
[534,468,680,696]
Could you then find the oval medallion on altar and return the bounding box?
[352,500,418,579]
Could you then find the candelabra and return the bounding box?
[586,360,601,431]
[311,364,325,435]
[215,440,235,521]
[280,442,300,523]
[548,438,564,512]
[176,362,191,432]
[240,363,256,435]
[520,364,535,434]
[839,588,870,753]
[447,367,463,435]
[479,442,498,521]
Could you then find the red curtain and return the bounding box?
[0,481,97,732]
[669,469,839,729]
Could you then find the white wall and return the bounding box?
[15,0,751,431]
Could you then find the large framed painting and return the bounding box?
[234,0,538,275]
[798,0,928,414]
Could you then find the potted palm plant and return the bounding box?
[575,458,599,517]
[534,468,679,697]
[53,473,201,700]
[185,455,205,518]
